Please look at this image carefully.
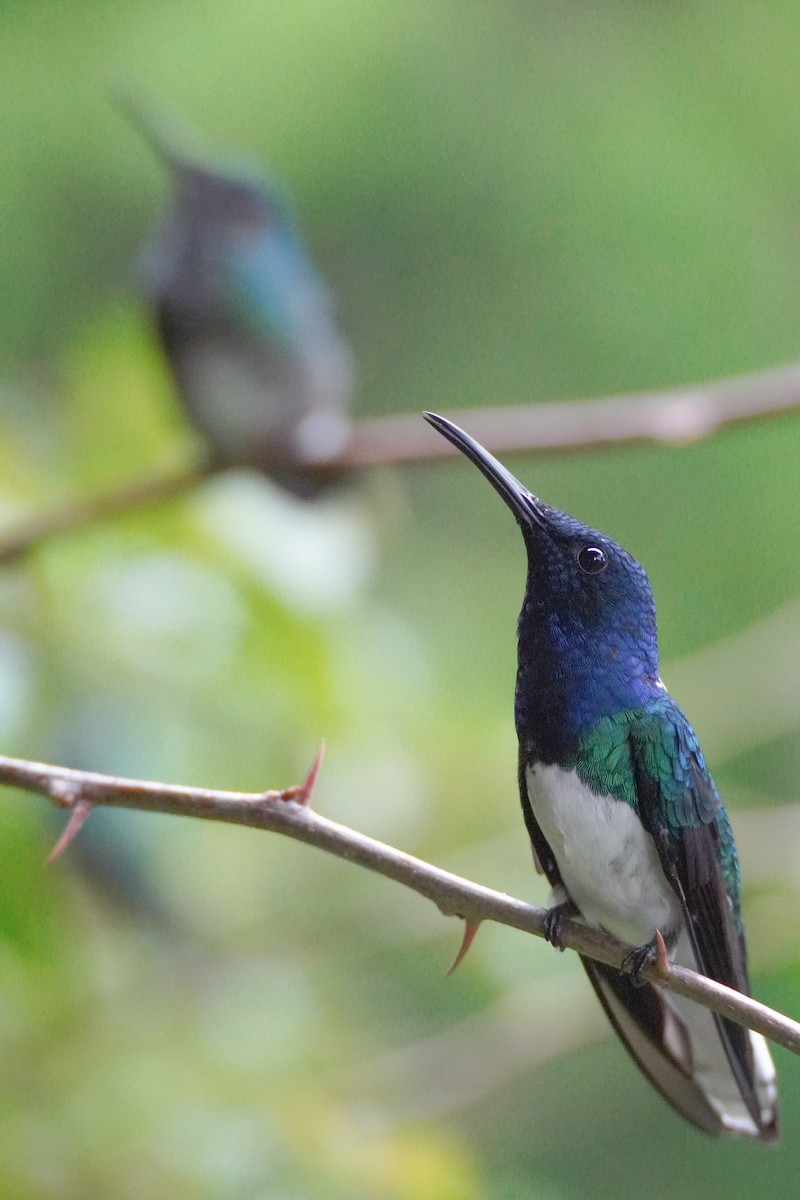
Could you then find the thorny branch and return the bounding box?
[2,356,800,561]
[3,749,799,1058]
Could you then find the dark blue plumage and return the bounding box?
[512,499,662,758]
[121,94,353,495]
[424,411,777,1142]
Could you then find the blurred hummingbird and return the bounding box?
[120,93,353,496]
[424,411,778,1141]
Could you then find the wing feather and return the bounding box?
[630,709,775,1138]
[581,957,724,1135]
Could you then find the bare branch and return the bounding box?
[3,751,798,1057]
[336,357,800,468]
[0,459,218,564]
[2,357,800,562]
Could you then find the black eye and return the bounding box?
[577,545,608,575]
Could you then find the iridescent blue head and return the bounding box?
[424,413,665,756]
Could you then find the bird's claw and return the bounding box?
[543,900,578,950]
[620,930,670,986]
[620,942,655,985]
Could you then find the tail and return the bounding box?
[581,937,777,1141]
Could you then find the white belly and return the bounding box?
[525,762,682,946]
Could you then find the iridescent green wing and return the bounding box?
[628,698,761,1128]
[574,698,742,935]
[627,697,745,968]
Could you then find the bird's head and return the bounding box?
[423,413,661,712]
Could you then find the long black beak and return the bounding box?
[423,412,549,532]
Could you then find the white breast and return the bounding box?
[525,762,682,947]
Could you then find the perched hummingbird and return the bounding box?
[424,411,778,1141]
[121,94,353,496]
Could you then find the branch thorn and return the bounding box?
[653,928,670,978]
[446,918,482,976]
[280,741,324,807]
[46,799,94,865]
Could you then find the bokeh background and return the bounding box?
[2,3,800,1197]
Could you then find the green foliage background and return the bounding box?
[1,3,800,1196]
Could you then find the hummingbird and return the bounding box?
[120,93,353,496]
[424,411,778,1141]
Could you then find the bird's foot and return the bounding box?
[543,900,579,950]
[620,929,671,986]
